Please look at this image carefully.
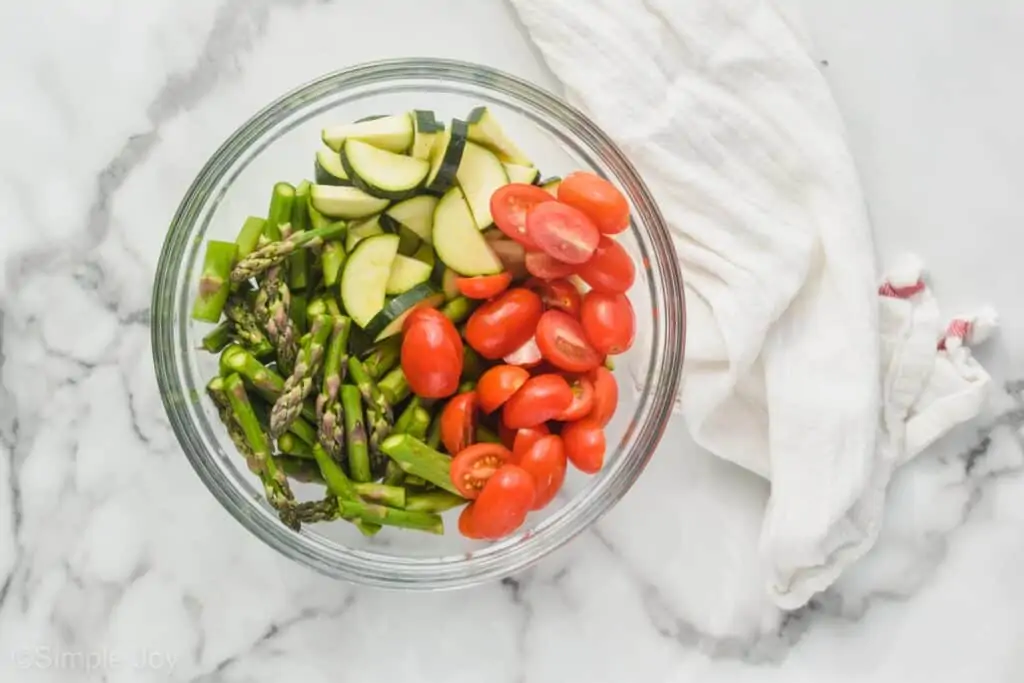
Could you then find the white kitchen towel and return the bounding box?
[509,0,996,609]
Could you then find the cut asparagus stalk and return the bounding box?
[378,366,410,407]
[271,314,332,436]
[222,373,293,508]
[231,223,348,283]
[310,443,380,535]
[289,181,312,291]
[290,290,308,336]
[363,336,402,379]
[235,216,268,260]
[321,240,347,287]
[337,500,443,535]
[278,495,337,530]
[192,241,238,322]
[266,182,295,240]
[353,483,407,508]
[254,264,299,376]
[476,425,502,444]
[274,455,323,483]
[219,346,320,425]
[316,317,351,460]
[408,407,432,440]
[404,491,466,513]
[348,358,394,474]
[393,396,421,435]
[462,346,484,381]
[441,296,475,325]
[341,384,371,482]
[201,321,234,353]
[307,296,328,319]
[426,411,443,450]
[380,434,461,495]
[277,432,314,459]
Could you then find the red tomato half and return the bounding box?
[518,435,567,510]
[490,183,554,249]
[562,418,606,474]
[526,201,600,265]
[557,376,595,421]
[503,336,543,368]
[456,272,513,300]
[450,443,514,499]
[458,504,486,539]
[464,288,543,359]
[528,278,583,317]
[502,374,573,429]
[512,423,551,463]
[581,291,636,355]
[440,391,477,455]
[525,251,577,280]
[576,235,635,294]
[471,465,536,539]
[587,366,619,427]
[535,310,602,373]
[477,364,530,414]
[401,318,463,399]
[557,171,630,235]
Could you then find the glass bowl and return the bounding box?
[152,58,685,589]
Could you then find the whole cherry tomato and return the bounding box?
[557,171,630,235]
[471,464,536,539]
[534,310,602,373]
[587,366,619,427]
[449,443,514,499]
[465,288,543,359]
[502,374,573,429]
[526,202,600,265]
[401,317,463,399]
[581,291,636,355]
[517,435,567,510]
[576,235,635,294]
[477,364,530,414]
[403,307,462,352]
[490,183,553,249]
[561,418,606,474]
[440,391,477,455]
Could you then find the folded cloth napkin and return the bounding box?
[509,0,996,609]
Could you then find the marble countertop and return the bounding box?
[2,1,1023,681]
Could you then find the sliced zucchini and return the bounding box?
[503,163,540,185]
[341,139,430,201]
[466,106,532,165]
[322,114,413,154]
[539,177,562,197]
[441,268,461,300]
[310,185,389,220]
[384,195,438,243]
[411,110,443,161]
[364,284,445,341]
[412,242,435,267]
[314,147,351,186]
[340,234,401,329]
[432,187,503,277]
[456,141,509,229]
[345,215,384,252]
[385,255,433,295]
[425,119,469,194]
[397,226,421,257]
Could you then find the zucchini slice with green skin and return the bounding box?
[466,106,532,166]
[411,110,443,161]
[456,141,509,230]
[322,114,414,154]
[539,177,562,197]
[424,119,469,195]
[364,284,445,341]
[384,195,438,243]
[385,255,433,295]
[341,139,430,201]
[310,185,389,220]
[412,242,434,267]
[345,215,385,252]
[432,187,504,277]
[314,148,351,186]
[503,163,539,185]
[340,233,401,329]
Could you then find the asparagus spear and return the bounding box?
[270,314,332,437]
[266,182,295,240]
[321,240,347,287]
[277,432,314,459]
[380,434,461,495]
[404,491,466,513]
[224,294,274,358]
[290,291,308,336]
[230,223,347,283]
[288,181,312,291]
[219,346,319,425]
[235,216,267,259]
[201,321,234,353]
[353,483,406,508]
[310,443,380,535]
[316,317,351,460]
[425,411,443,450]
[476,425,502,445]
[192,241,238,322]
[206,377,256,470]
[462,346,485,381]
[349,358,394,472]
[393,396,421,435]
[441,296,475,325]
[342,384,371,482]
[222,374,293,508]
[275,455,323,483]
[378,366,410,407]
[254,264,299,376]
[337,500,443,535]
[408,406,432,440]
[363,335,402,379]
[278,495,338,530]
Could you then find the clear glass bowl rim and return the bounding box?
[152,57,686,589]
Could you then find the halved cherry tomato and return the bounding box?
[477,364,530,414]
[471,464,536,539]
[527,278,582,317]
[581,291,635,355]
[490,183,553,248]
[587,366,619,427]
[535,310,602,373]
[525,251,577,280]
[512,423,551,463]
[450,443,514,499]
[456,272,513,300]
[526,202,600,265]
[576,235,635,294]
[502,374,573,429]
[403,307,463,350]
[498,421,517,449]
[503,336,543,368]
[518,435,567,510]
[458,504,486,539]
[561,418,606,473]
[440,391,477,455]
[464,288,543,359]
[401,318,463,399]
[557,171,630,235]
[557,376,595,421]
